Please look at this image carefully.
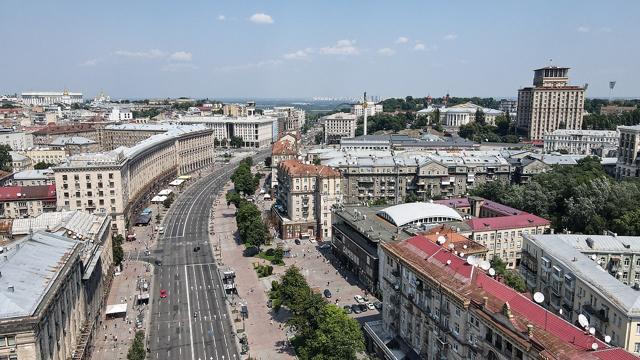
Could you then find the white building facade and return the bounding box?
[352,102,383,117]
[175,115,276,148]
[322,113,358,144]
[543,129,619,155]
[21,91,83,105]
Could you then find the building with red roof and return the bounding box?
[363,234,637,360]
[0,184,56,218]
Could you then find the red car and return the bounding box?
[160,289,168,298]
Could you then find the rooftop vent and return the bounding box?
[8,285,14,292]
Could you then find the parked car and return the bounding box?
[323,289,332,298]
[318,243,331,249]
[193,246,201,252]
[359,303,368,312]
[354,295,365,303]
[294,239,301,245]
[351,304,362,314]
[160,289,168,298]
[155,260,162,266]
[373,301,383,310]
[367,302,375,310]
[343,305,352,314]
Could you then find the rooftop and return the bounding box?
[377,202,463,227]
[13,169,54,180]
[104,123,172,132]
[0,231,79,319]
[279,159,340,177]
[382,235,636,359]
[420,224,487,256]
[272,137,298,156]
[555,234,640,253]
[0,184,56,201]
[545,129,619,137]
[11,210,109,241]
[49,135,97,146]
[466,213,550,231]
[527,234,640,315]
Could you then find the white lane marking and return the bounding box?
[185,265,195,360]
[207,264,231,359]
[198,264,218,358]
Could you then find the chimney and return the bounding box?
[8,285,14,292]
[482,296,489,308]
[527,324,534,337]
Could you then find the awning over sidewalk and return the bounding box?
[151,195,167,203]
[106,303,127,315]
[178,175,191,180]
[158,189,173,196]
[169,179,185,186]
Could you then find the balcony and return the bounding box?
[582,304,609,324]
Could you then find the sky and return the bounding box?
[1,1,638,100]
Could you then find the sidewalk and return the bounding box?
[211,182,296,360]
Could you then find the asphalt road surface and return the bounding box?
[148,153,266,360]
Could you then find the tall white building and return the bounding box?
[543,129,619,155]
[175,115,277,148]
[108,107,133,122]
[0,129,34,150]
[517,66,586,140]
[322,113,358,144]
[21,90,83,105]
[352,102,383,117]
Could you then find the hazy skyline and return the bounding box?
[1,0,638,99]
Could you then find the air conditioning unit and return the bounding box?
[10,347,16,352]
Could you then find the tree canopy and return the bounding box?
[0,144,12,171]
[231,157,259,195]
[471,157,640,235]
[271,267,365,360]
[33,161,55,170]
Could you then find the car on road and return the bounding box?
[156,226,165,234]
[343,305,352,314]
[367,302,375,310]
[154,260,162,266]
[294,239,301,245]
[351,304,362,314]
[160,289,168,298]
[193,312,198,318]
[359,303,368,312]
[373,301,383,310]
[323,289,332,298]
[354,295,365,303]
[193,246,201,252]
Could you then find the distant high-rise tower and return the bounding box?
[516,66,586,140]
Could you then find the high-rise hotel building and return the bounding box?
[517,66,586,140]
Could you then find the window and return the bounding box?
[635,343,640,353]
[636,324,640,335]
[625,258,631,266]
[453,322,460,335]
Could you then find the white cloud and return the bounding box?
[577,26,590,33]
[413,43,426,51]
[443,33,458,40]
[283,49,312,60]
[169,51,193,62]
[378,48,395,56]
[217,15,226,21]
[114,49,166,59]
[319,40,359,56]
[215,59,282,72]
[79,58,99,67]
[249,13,274,24]
[395,36,409,44]
[162,63,198,72]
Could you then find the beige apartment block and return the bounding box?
[273,160,341,240]
[517,66,586,140]
[616,125,640,179]
[322,113,358,144]
[175,115,276,148]
[54,125,214,234]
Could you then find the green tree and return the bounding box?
[298,305,365,360]
[162,193,175,208]
[33,161,55,170]
[314,132,324,145]
[475,109,486,125]
[112,234,124,267]
[0,144,12,171]
[127,331,146,360]
[230,136,244,148]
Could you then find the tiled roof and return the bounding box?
[0,184,56,201]
[279,160,340,177]
[466,213,550,231]
[272,137,298,156]
[420,225,487,256]
[434,197,470,208]
[32,123,97,135]
[382,235,626,359]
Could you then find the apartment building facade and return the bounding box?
[517,66,586,140]
[0,130,34,151]
[270,134,298,188]
[0,185,57,218]
[520,234,640,353]
[175,115,276,148]
[365,234,635,360]
[273,160,341,241]
[543,129,619,155]
[322,113,358,144]
[53,125,214,233]
[616,125,640,179]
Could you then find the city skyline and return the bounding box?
[1,0,638,99]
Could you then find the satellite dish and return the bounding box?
[446,260,452,265]
[459,252,465,258]
[466,255,477,266]
[578,314,589,328]
[448,243,455,250]
[604,335,611,343]
[480,260,491,271]
[533,292,545,304]
[437,235,446,244]
[463,244,468,249]
[589,327,596,335]
[591,343,599,351]
[488,268,496,276]
[591,254,597,260]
